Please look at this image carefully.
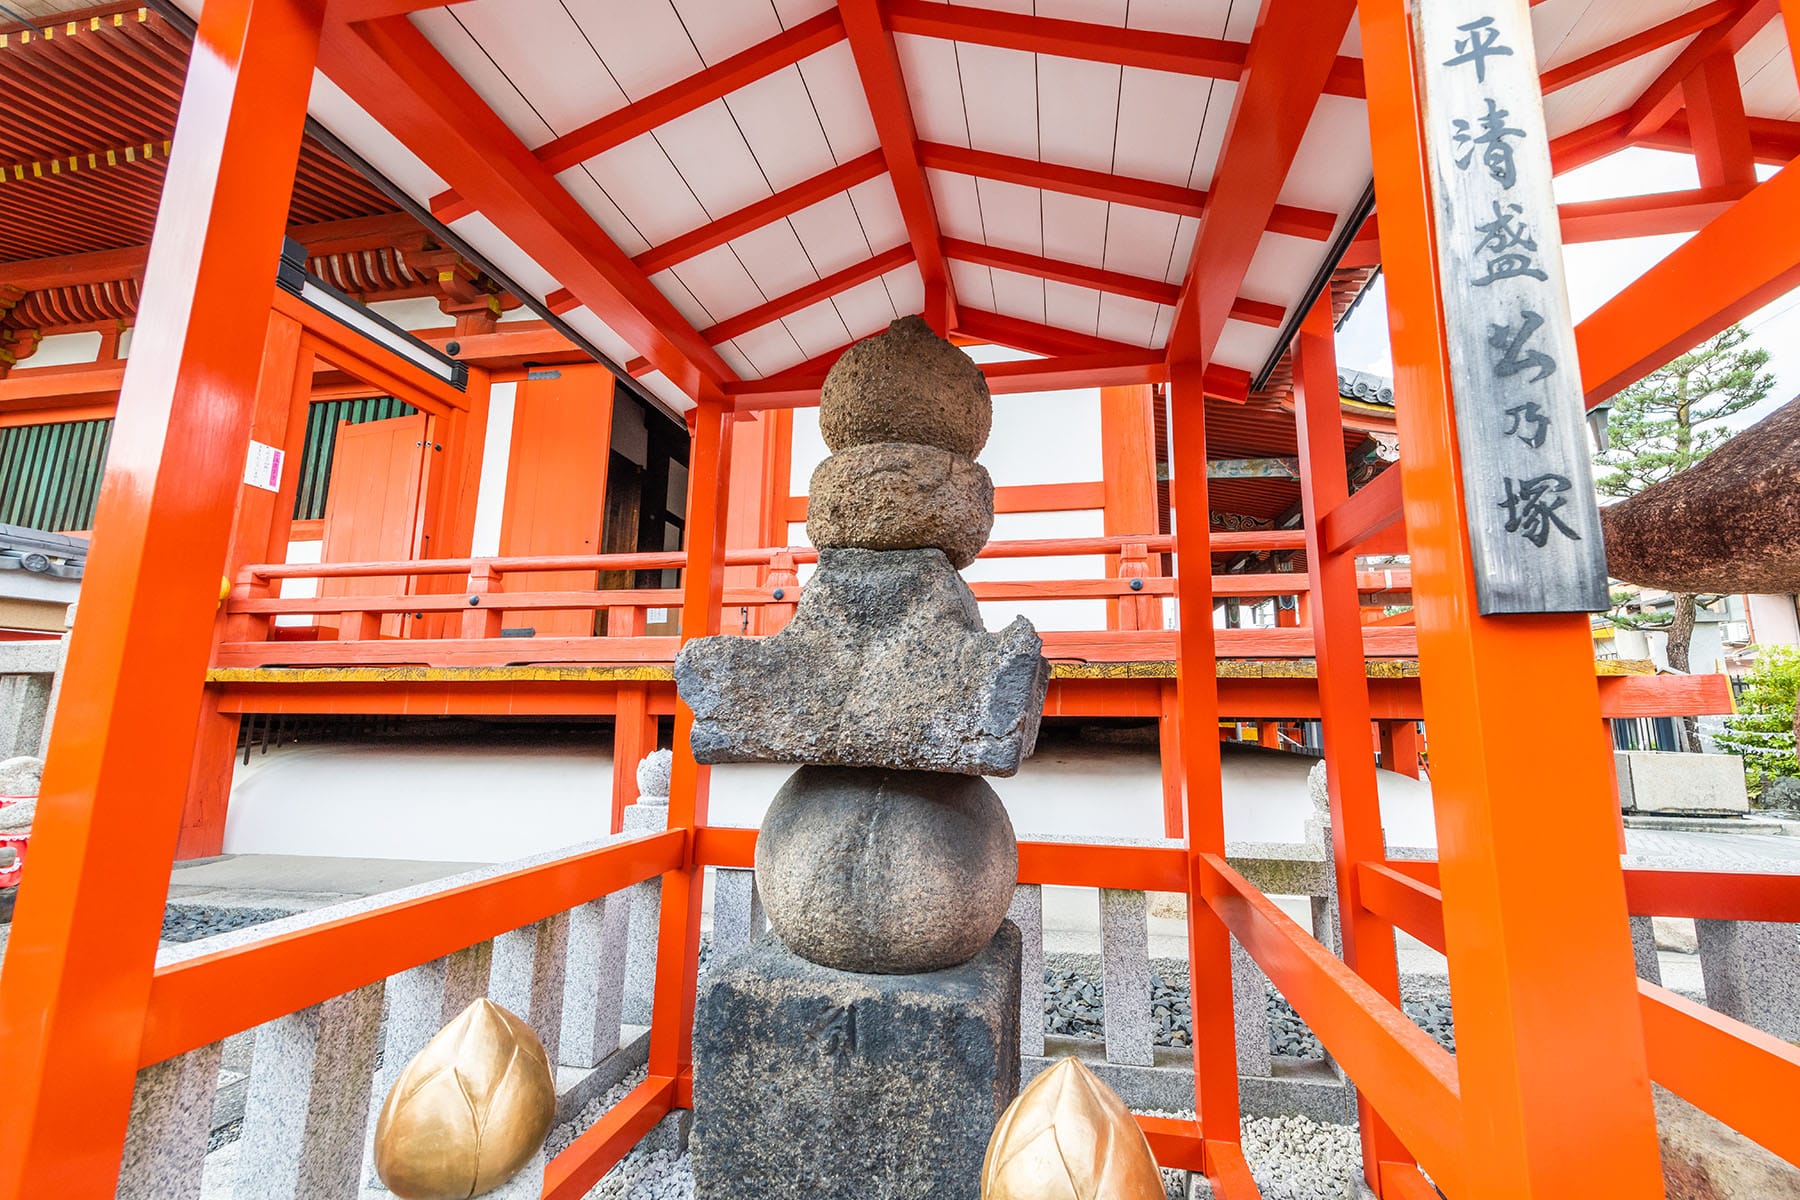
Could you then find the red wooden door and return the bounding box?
[320,413,428,637]
[499,366,614,637]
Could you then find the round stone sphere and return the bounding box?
[807,441,994,568]
[756,765,1018,974]
[820,315,992,457]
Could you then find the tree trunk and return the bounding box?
[1668,591,1700,751]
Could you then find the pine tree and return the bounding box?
[1594,324,1773,749]
[1714,646,1800,803]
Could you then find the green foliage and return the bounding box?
[1594,324,1773,499]
[1715,646,1800,801]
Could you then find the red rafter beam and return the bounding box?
[943,238,1286,325]
[320,16,734,397]
[1540,0,1744,92]
[918,141,1336,241]
[1623,0,1779,139]
[429,9,847,222]
[726,348,1166,411]
[954,308,1144,358]
[1549,112,1636,174]
[885,0,1364,96]
[1577,161,1800,404]
[1640,113,1800,164]
[699,242,913,344]
[632,150,888,276]
[1167,0,1357,365]
[839,0,956,327]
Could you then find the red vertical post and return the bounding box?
[609,602,655,835]
[649,392,733,1094]
[1158,679,1185,839]
[1783,0,1800,90]
[0,1,326,1194]
[1166,357,1242,1161]
[1683,53,1756,189]
[1292,293,1414,1188]
[1358,1,1664,1195]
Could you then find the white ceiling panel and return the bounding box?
[555,167,653,257]
[988,266,1049,326]
[1126,0,1236,39]
[1187,78,1238,192]
[637,369,697,413]
[1099,205,1182,284]
[895,33,971,146]
[1037,56,1121,174]
[717,341,758,378]
[446,213,560,300]
[728,219,824,302]
[784,192,884,277]
[1275,97,1369,217]
[650,265,718,329]
[957,44,1040,160]
[794,43,882,161]
[652,100,775,220]
[1738,22,1800,120]
[1537,0,1697,70]
[670,0,782,64]
[1149,304,1173,349]
[1541,46,1688,135]
[882,262,927,319]
[555,306,636,365]
[1038,0,1127,25]
[727,66,848,190]
[307,72,447,200]
[845,176,908,250]
[776,297,857,359]
[1040,191,1111,269]
[1044,280,1102,338]
[411,8,555,147]
[1096,293,1161,348]
[950,258,998,311]
[975,178,1045,256]
[828,276,904,341]
[585,134,712,246]
[730,321,806,376]
[1212,318,1282,375]
[1165,216,1200,287]
[438,2,629,138]
[772,0,834,24]
[566,0,701,101]
[1113,68,1213,187]
[664,246,759,326]
[929,169,992,243]
[1240,235,1329,309]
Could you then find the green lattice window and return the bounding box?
[0,418,113,532]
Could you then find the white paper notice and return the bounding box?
[244,441,284,493]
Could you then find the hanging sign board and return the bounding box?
[1415,0,1609,614]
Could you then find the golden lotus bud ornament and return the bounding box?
[373,998,557,1200]
[981,1057,1165,1200]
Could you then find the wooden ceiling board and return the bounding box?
[1043,279,1103,339]
[585,133,712,247]
[444,212,561,299]
[649,262,721,328]
[1096,292,1163,348]
[1149,304,1173,349]
[949,258,999,311]
[775,295,859,359]
[308,72,449,199]
[845,176,909,251]
[895,33,974,146]
[1124,0,1239,39]
[821,274,904,342]
[1185,77,1239,191]
[566,0,702,103]
[988,263,1049,325]
[1274,97,1370,218]
[955,42,1042,159]
[648,99,778,225]
[1239,234,1324,311]
[1037,0,1128,26]
[716,340,758,378]
[1039,190,1111,269]
[974,177,1047,256]
[1111,67,1213,187]
[410,9,553,148]
[670,0,784,64]
[1096,203,1183,283]
[436,2,630,139]
[727,218,832,304]
[727,320,807,376]
[637,369,697,412]
[793,42,882,161]
[1212,318,1282,375]
[772,0,836,25]
[883,261,927,318]
[1164,216,1201,287]
[783,192,888,277]
[725,65,857,190]
[1541,47,1686,135]
[554,166,653,257]
[1737,22,1800,120]
[1036,54,1122,174]
[1537,0,1698,68]
[929,168,994,243]
[559,304,639,365]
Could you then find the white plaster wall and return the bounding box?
[470,380,518,557]
[274,539,323,627]
[27,331,103,367]
[1748,594,1800,647]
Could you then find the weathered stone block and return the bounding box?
[808,441,994,568]
[1696,919,1800,1040]
[1617,751,1748,814]
[676,548,1050,776]
[819,314,991,458]
[691,924,1022,1200]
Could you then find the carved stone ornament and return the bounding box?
[373,998,556,1200]
[981,1057,1165,1200]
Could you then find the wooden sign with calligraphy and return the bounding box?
[1415,0,1609,614]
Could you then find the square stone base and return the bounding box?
[691,922,1022,1200]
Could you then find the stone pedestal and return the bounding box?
[691,923,1022,1200]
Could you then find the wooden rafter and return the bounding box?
[1623,0,1780,139]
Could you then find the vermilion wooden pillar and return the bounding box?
[1100,383,1159,629]
[179,311,312,859]
[1377,720,1422,780]
[0,1,326,1194]
[649,391,733,1096]
[1166,356,1243,1165]
[1292,293,1414,1189]
[1359,1,1663,1195]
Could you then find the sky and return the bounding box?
[1336,148,1800,431]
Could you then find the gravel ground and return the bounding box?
[161,904,296,943]
[1046,966,1457,1057]
[1241,1113,1364,1200]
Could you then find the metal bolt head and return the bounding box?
[771,587,786,600]
[1129,578,1143,591]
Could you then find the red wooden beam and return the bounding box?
[839,0,956,330]
[945,237,1179,306]
[917,141,1336,241]
[1641,113,1800,164]
[320,15,734,398]
[884,0,1364,98]
[1549,112,1636,174]
[1623,0,1779,139]
[1577,161,1800,404]
[727,347,1166,411]
[698,243,913,345]
[1540,0,1744,93]
[953,307,1145,358]
[1166,0,1356,366]
[429,10,847,222]
[633,150,887,276]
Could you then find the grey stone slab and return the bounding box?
[1630,915,1663,986]
[560,893,631,1069]
[676,548,1050,777]
[479,1149,546,1200]
[491,914,571,1065]
[1021,1042,1357,1124]
[691,925,1022,1200]
[118,1043,224,1200]
[1101,888,1154,1067]
[0,673,51,760]
[1615,752,1637,812]
[1231,938,1273,1078]
[621,803,669,1025]
[1619,751,1748,815]
[234,982,383,1200]
[1697,919,1800,1040]
[709,868,764,959]
[1007,883,1045,1057]
[551,1026,651,1131]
